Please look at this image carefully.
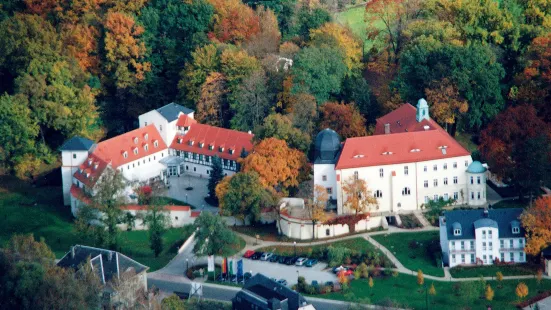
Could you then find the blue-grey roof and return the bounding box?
[59,136,94,151]
[314,128,341,164]
[474,218,498,229]
[467,161,487,173]
[443,208,525,240]
[235,273,308,310]
[452,222,461,230]
[156,102,194,122]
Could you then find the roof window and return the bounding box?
[219,146,224,152]
[209,144,214,151]
[86,172,90,178]
[453,222,462,236]
[123,151,128,159]
[144,144,149,151]
[144,133,148,141]
[153,140,159,148]
[133,147,138,155]
[189,140,194,146]
[178,138,183,144]
[93,163,98,170]
[410,148,421,153]
[87,158,93,166]
[382,151,393,155]
[199,142,204,148]
[353,154,364,158]
[133,137,138,144]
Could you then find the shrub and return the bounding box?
[192,270,201,278]
[327,246,352,267]
[305,284,317,295]
[409,240,419,249]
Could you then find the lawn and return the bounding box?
[257,237,394,267]
[317,274,551,309]
[156,196,196,209]
[455,132,479,153]
[372,231,445,277]
[0,175,196,271]
[492,199,529,209]
[399,214,423,229]
[334,5,384,49]
[450,263,540,278]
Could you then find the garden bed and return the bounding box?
[399,214,423,229]
[449,263,540,278]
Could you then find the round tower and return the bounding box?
[466,161,487,206]
[313,128,341,203]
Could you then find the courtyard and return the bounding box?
[164,173,218,213]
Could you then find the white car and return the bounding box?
[260,252,273,261]
[295,257,308,266]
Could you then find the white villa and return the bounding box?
[440,208,526,267]
[60,102,254,220]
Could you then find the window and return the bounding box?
[144,122,147,126]
[453,162,457,168]
[489,242,493,250]
[144,133,148,140]
[326,229,330,236]
[379,168,384,178]
[489,230,492,238]
[424,180,428,188]
[144,144,149,151]
[510,239,514,248]
[160,125,163,131]
[461,241,465,250]
[453,176,458,184]
[482,230,486,239]
[154,141,159,148]
[433,179,438,187]
[207,170,210,175]
[489,255,493,262]
[397,203,402,208]
[453,229,461,236]
[519,239,524,247]
[461,254,465,263]
[444,163,448,170]
[402,187,411,196]
[434,194,438,200]
[133,137,138,144]
[454,192,458,200]
[424,165,427,172]
[501,252,505,262]
[194,167,196,172]
[477,176,481,184]
[483,242,486,251]
[500,240,504,248]
[404,166,409,175]
[374,190,382,198]
[444,193,449,200]
[452,254,456,263]
[510,252,514,262]
[477,192,481,200]
[465,160,468,167]
[520,252,525,262]
[512,227,520,234]
[483,255,487,264]
[326,188,332,195]
[354,171,359,180]
[471,254,475,263]
[433,164,437,171]
[73,154,76,159]
[123,151,128,158]
[424,196,429,203]
[322,175,327,181]
[471,192,474,200]
[127,165,129,170]
[470,176,474,184]
[444,177,448,185]
[470,241,474,249]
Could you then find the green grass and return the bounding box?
[372,231,445,277]
[455,132,479,153]
[334,6,384,49]
[0,176,195,271]
[316,274,551,309]
[492,199,529,209]
[450,263,540,278]
[156,196,196,209]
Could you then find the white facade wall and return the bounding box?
[61,150,90,205]
[448,238,476,267]
[117,149,168,182]
[278,215,384,240]
[138,110,170,145]
[474,226,499,265]
[313,164,337,200]
[466,172,487,206]
[335,155,472,215]
[118,209,194,230]
[179,161,237,178]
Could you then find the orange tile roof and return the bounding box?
[374,103,445,134]
[176,114,197,127]
[335,129,470,170]
[191,211,201,218]
[70,185,92,204]
[170,123,254,161]
[73,125,167,187]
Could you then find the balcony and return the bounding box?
[500,247,524,252]
[450,248,475,254]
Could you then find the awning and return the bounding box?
[159,156,185,166]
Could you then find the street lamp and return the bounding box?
[294,241,297,257]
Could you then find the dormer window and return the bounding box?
[454,229,461,236]
[188,140,194,146]
[87,158,92,166]
[410,148,421,153]
[199,142,204,148]
[219,146,224,152]
[93,163,98,170]
[144,133,148,141]
[512,227,520,234]
[178,138,183,144]
[382,151,393,155]
[153,140,159,148]
[133,137,138,144]
[86,172,90,178]
[144,144,149,151]
[229,149,234,155]
[353,154,364,158]
[79,168,83,173]
[209,144,214,150]
[123,151,128,159]
[184,126,190,131]
[133,148,138,155]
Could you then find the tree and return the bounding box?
[292,46,348,103]
[368,276,374,289]
[303,185,329,239]
[257,114,311,153]
[196,72,229,127]
[338,270,349,284]
[516,282,529,301]
[145,200,169,257]
[319,102,367,138]
[521,196,551,255]
[240,137,309,194]
[216,172,274,222]
[429,283,436,296]
[288,92,318,137]
[207,0,260,44]
[161,294,185,310]
[424,197,455,225]
[220,48,260,90]
[342,176,377,214]
[424,78,468,136]
[208,156,224,202]
[292,6,332,41]
[511,134,551,201]
[496,271,503,288]
[245,6,281,58]
[193,211,238,256]
[309,22,363,74]
[230,69,273,131]
[341,76,378,125]
[179,44,221,106]
[417,269,424,286]
[90,169,126,250]
[485,284,494,301]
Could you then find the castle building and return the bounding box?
[313,99,487,217]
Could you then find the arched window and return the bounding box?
[374,190,382,198]
[402,187,411,196]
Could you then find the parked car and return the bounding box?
[243,250,255,258]
[285,256,299,265]
[278,256,288,264]
[325,281,334,287]
[311,280,319,287]
[333,266,346,274]
[260,252,273,261]
[269,254,279,262]
[277,279,288,286]
[295,257,308,266]
[304,259,318,267]
[251,252,263,260]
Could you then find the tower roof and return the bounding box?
[417,98,428,108]
[467,161,487,173]
[59,136,94,151]
[156,102,194,122]
[314,128,341,164]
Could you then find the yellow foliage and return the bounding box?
[342,176,378,214]
[215,176,232,211]
[521,196,551,255]
[485,284,494,301]
[14,154,42,180]
[310,23,363,73]
[417,269,424,286]
[516,282,529,300]
[429,283,436,296]
[425,78,468,125]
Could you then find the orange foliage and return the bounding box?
[342,176,377,215]
[240,138,308,192]
[479,105,548,179]
[196,72,228,126]
[207,0,260,44]
[319,102,367,138]
[63,24,100,73]
[521,196,551,255]
[310,23,363,73]
[425,78,468,125]
[25,0,60,16]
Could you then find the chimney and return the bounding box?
[384,123,390,134]
[71,246,75,259]
[423,125,430,131]
[484,209,489,217]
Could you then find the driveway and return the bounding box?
[164,174,218,213]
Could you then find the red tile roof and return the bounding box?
[191,211,201,218]
[176,114,197,127]
[170,123,254,161]
[335,129,470,170]
[70,185,92,204]
[374,104,445,134]
[73,125,167,187]
[121,205,191,212]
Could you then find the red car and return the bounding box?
[243,250,255,258]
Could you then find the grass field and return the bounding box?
[372,231,445,277]
[316,274,551,309]
[0,176,196,271]
[449,263,540,278]
[334,5,384,50]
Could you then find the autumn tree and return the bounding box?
[288,92,318,137]
[230,69,274,131]
[320,102,367,138]
[429,283,436,297]
[220,47,260,90]
[424,78,468,136]
[207,0,260,44]
[179,44,221,106]
[245,6,281,58]
[342,176,377,214]
[496,271,503,288]
[257,114,311,153]
[417,269,424,286]
[196,72,229,127]
[485,284,494,301]
[369,276,374,290]
[521,196,551,255]
[302,185,329,239]
[241,138,309,194]
[516,282,529,301]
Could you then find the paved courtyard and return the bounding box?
[163,173,218,213]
